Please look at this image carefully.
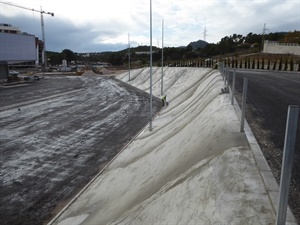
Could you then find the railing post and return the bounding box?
[219,62,224,80]
[226,67,230,90]
[224,67,228,86]
[276,105,299,225]
[240,77,248,132]
[231,69,236,105]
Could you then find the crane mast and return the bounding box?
[0,1,54,71]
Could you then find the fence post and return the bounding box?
[224,67,229,86]
[221,63,225,80]
[220,63,225,80]
[226,68,229,89]
[231,69,236,105]
[220,63,222,76]
[276,105,299,225]
[240,77,248,132]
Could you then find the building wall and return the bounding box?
[0,32,37,63]
[0,24,42,66]
[0,23,21,34]
[263,40,300,55]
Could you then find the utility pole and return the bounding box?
[128,33,131,82]
[203,25,207,42]
[161,19,164,96]
[149,0,153,131]
[0,1,54,71]
[261,23,268,52]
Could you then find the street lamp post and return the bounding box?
[161,19,164,95]
[128,33,131,82]
[149,0,153,131]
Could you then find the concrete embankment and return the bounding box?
[51,67,279,225]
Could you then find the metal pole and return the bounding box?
[276,105,299,225]
[128,33,131,82]
[149,0,153,131]
[40,7,47,71]
[224,67,228,86]
[231,69,236,105]
[222,64,225,81]
[221,62,224,78]
[226,67,229,89]
[240,77,248,132]
[161,19,164,96]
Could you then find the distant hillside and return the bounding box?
[188,40,208,50]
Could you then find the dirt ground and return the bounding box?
[1,69,299,224]
[0,74,162,225]
[233,70,300,223]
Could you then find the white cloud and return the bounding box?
[0,0,299,52]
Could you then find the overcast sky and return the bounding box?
[0,0,299,53]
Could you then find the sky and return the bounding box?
[0,0,299,53]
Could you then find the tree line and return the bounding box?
[47,31,299,67]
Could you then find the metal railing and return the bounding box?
[219,64,299,224]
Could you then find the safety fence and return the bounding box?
[219,64,299,225]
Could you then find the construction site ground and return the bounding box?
[0,68,299,224]
[0,72,161,225]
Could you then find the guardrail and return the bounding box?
[219,64,299,224]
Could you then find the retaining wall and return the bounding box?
[263,40,300,55]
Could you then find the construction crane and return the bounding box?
[0,1,54,71]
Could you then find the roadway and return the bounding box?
[232,69,300,221]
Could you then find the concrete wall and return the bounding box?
[263,40,300,55]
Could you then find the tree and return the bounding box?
[62,49,76,63]
[47,51,63,66]
[281,31,300,44]
[108,54,123,66]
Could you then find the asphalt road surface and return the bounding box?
[0,75,161,225]
[232,69,300,222]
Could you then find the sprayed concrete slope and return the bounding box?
[52,67,277,225]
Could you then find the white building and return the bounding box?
[0,23,44,67]
[0,23,21,34]
[263,40,300,55]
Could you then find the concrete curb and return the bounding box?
[230,90,298,225]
